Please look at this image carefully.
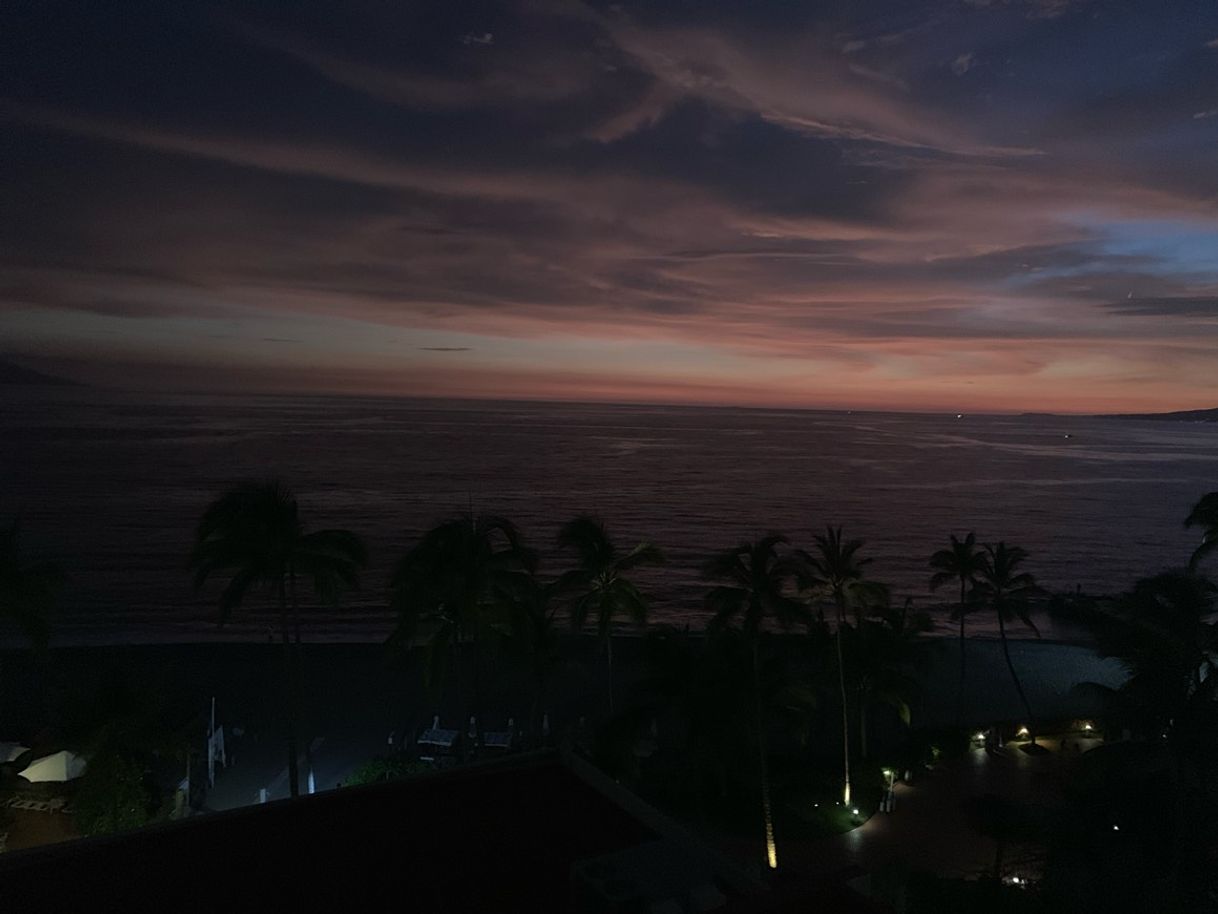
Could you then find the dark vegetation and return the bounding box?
[1,487,1216,910]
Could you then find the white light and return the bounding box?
[1083,722,1093,732]
[974,732,986,742]
[1017,726,1029,738]
[1112,825,1119,831]
[851,807,859,816]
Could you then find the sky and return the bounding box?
[3,0,1218,413]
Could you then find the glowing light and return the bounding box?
[1017,726,1030,738]
[851,807,860,816]
[974,732,986,742]
[1112,824,1120,831]
[763,794,778,869]
[1083,722,1093,731]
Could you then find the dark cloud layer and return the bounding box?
[2,0,1218,410]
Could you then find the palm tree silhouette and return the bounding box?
[1184,492,1218,572]
[0,520,62,651]
[703,535,808,871]
[929,532,986,725]
[1061,571,1217,902]
[854,600,931,759]
[794,526,888,807]
[557,516,664,714]
[191,480,367,797]
[505,572,563,748]
[973,542,1040,744]
[389,512,535,757]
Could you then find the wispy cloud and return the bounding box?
[2,0,1217,411]
[951,52,976,76]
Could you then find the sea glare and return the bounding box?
[3,388,1217,644]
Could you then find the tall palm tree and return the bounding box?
[389,512,535,755]
[929,532,987,725]
[854,600,931,759]
[972,542,1041,744]
[557,516,664,714]
[703,535,808,871]
[0,520,62,650]
[505,572,563,748]
[794,526,888,807]
[191,480,367,797]
[1184,492,1218,572]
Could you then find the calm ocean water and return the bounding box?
[2,388,1216,644]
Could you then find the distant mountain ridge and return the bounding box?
[0,360,80,386]
[1109,407,1218,422]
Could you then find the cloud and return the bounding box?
[951,53,976,75]
[3,0,1218,412]
[1193,108,1218,120]
[1107,296,1218,317]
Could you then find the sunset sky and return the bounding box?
[3,1,1218,412]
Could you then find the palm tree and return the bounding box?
[191,481,367,797]
[557,516,664,714]
[1184,492,1218,572]
[929,532,987,725]
[854,600,931,759]
[703,535,808,871]
[1056,572,1218,905]
[389,512,535,756]
[1077,572,1217,742]
[0,520,62,650]
[972,542,1041,743]
[794,526,888,807]
[505,572,563,748]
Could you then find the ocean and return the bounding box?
[3,388,1216,644]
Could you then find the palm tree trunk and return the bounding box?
[278,582,300,798]
[289,568,313,793]
[997,611,1035,745]
[606,634,615,715]
[751,638,777,870]
[835,602,852,807]
[472,618,482,755]
[957,577,967,727]
[859,688,869,761]
[530,679,542,749]
[455,622,468,764]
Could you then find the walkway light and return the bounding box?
[1016,726,1029,738]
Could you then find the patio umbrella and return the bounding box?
[0,742,31,764]
[19,750,87,783]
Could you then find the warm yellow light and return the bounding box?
[1083,722,1093,732]
[763,795,778,869]
[1017,726,1030,738]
